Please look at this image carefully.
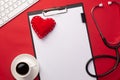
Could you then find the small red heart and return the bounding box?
[31,16,56,39]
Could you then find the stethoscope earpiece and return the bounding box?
[108,1,112,5]
[98,3,103,7]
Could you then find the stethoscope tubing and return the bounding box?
[86,1,120,78]
[86,48,119,78]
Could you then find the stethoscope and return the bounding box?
[86,1,120,78]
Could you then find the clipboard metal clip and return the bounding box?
[42,7,68,17]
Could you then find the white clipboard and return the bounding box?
[28,3,97,80]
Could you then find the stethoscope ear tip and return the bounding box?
[108,1,112,5]
[99,3,103,7]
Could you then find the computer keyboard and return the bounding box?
[0,0,39,27]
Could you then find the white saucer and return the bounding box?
[11,54,39,80]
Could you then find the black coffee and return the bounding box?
[16,62,29,75]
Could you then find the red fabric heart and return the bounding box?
[31,16,56,39]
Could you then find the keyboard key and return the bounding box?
[0,20,4,25]
[0,1,5,6]
[0,7,4,11]
[22,0,26,3]
[5,9,9,14]
[13,4,18,8]
[9,6,14,11]
[12,0,17,3]
[5,0,9,2]
[4,4,9,8]
[28,0,34,4]
[8,2,12,6]
[3,17,9,22]
[1,13,5,17]
[17,1,22,5]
